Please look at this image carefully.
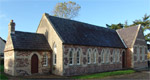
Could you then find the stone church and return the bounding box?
[4,13,148,76]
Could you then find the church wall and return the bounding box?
[133,45,148,68]
[132,27,148,68]
[4,50,15,76]
[4,35,15,76]
[13,50,51,76]
[126,48,132,68]
[36,14,64,76]
[63,44,125,76]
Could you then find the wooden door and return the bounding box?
[31,54,38,74]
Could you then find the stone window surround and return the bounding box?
[76,48,81,65]
[102,49,111,64]
[101,49,105,63]
[133,45,147,62]
[53,43,57,65]
[106,49,110,63]
[69,48,74,65]
[66,47,122,66]
[93,48,98,64]
[43,52,48,66]
[87,48,92,64]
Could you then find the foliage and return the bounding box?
[71,70,135,79]
[106,14,150,43]
[0,64,8,80]
[0,58,4,65]
[131,14,150,43]
[52,1,81,19]
[0,64,4,72]
[106,23,124,30]
[0,74,8,80]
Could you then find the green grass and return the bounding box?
[0,64,8,80]
[0,74,8,80]
[0,64,4,72]
[71,70,135,79]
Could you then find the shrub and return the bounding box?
[0,58,4,65]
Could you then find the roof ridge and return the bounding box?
[131,24,141,47]
[15,31,44,35]
[0,37,6,43]
[117,25,139,31]
[47,13,115,31]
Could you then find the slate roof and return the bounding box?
[117,25,139,48]
[11,31,51,51]
[0,37,6,43]
[47,15,125,48]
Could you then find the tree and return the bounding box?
[106,14,150,43]
[52,1,81,19]
[131,14,150,43]
[124,20,130,28]
[106,23,124,30]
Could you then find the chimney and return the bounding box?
[8,20,15,34]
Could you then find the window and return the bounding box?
[93,49,97,63]
[53,43,57,65]
[142,47,145,61]
[116,50,120,62]
[43,53,48,66]
[106,49,110,63]
[113,50,116,62]
[101,49,105,63]
[87,49,91,64]
[69,49,73,65]
[137,47,140,62]
[77,49,80,65]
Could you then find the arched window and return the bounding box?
[106,49,110,63]
[101,49,105,63]
[69,48,74,65]
[87,49,92,64]
[115,50,119,62]
[77,48,80,65]
[43,53,48,66]
[137,46,140,62]
[116,49,120,62]
[142,47,145,61]
[93,49,97,63]
[53,43,57,65]
[113,50,116,62]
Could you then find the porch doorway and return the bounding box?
[31,54,38,74]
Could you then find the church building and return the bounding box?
[4,13,148,76]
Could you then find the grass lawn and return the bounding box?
[71,70,135,79]
[0,64,8,80]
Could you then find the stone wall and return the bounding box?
[4,35,15,76]
[132,27,148,69]
[36,14,63,76]
[133,45,148,68]
[4,50,15,76]
[14,50,51,76]
[126,48,132,68]
[63,44,125,76]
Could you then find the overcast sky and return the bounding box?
[0,0,150,40]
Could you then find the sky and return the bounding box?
[0,0,150,40]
